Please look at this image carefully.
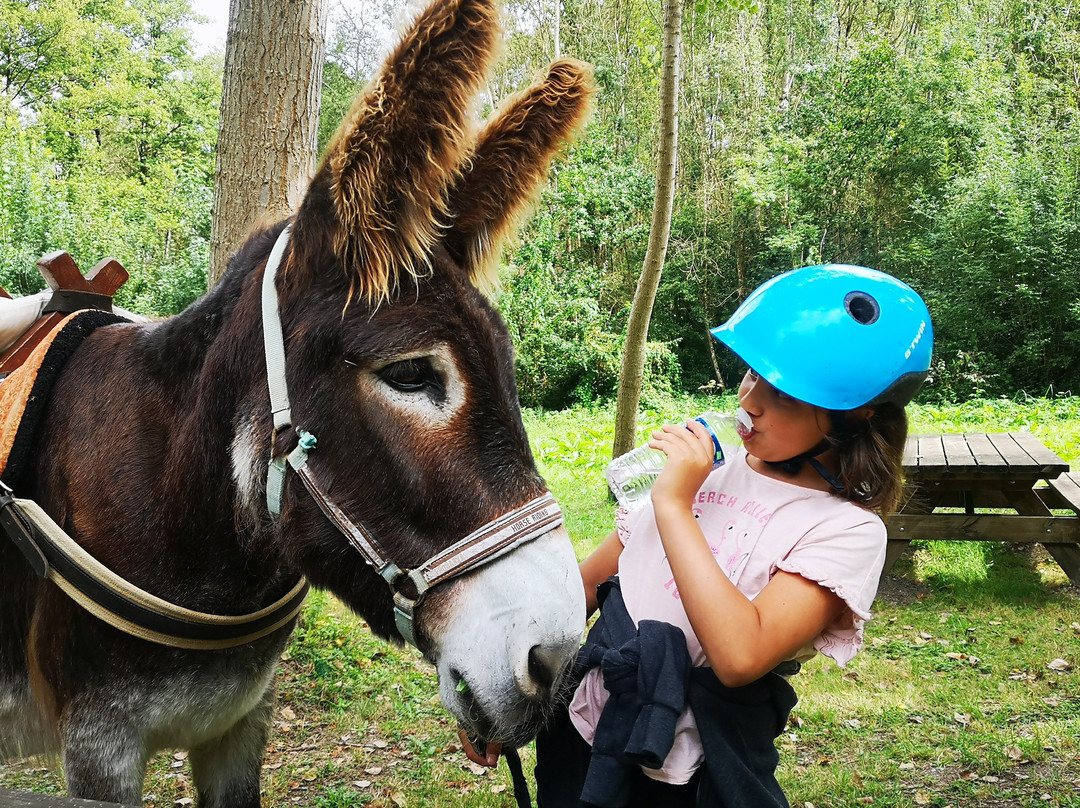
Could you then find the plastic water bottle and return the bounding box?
[605,409,754,511]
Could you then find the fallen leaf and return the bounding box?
[353,781,371,789]
[466,762,488,776]
[174,800,193,808]
[1043,696,1061,707]
[491,784,507,794]
[915,791,932,805]
[980,775,1000,783]
[899,762,915,770]
[364,767,383,776]
[1005,746,1023,761]
[1009,636,1024,645]
[280,706,296,721]
[1047,658,1072,671]
[391,792,407,807]
[953,712,972,726]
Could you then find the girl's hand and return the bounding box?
[649,419,716,508]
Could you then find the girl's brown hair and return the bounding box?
[832,402,908,517]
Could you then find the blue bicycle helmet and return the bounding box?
[710,264,933,410]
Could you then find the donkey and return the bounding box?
[0,0,594,804]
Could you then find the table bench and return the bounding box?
[886,432,1080,585]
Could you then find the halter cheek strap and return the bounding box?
[259,226,564,649]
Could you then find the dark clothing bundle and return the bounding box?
[535,578,798,808]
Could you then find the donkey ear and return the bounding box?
[444,58,595,289]
[293,0,501,301]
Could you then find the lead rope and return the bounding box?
[503,747,532,808]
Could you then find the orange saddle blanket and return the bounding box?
[0,309,125,489]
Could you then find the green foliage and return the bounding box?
[498,135,682,407]
[493,0,1080,405]
[0,0,216,315]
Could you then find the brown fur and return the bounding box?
[0,1,595,804]
[323,0,501,303]
[445,58,596,288]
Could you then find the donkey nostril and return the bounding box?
[526,644,564,698]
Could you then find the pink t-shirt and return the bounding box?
[569,447,887,784]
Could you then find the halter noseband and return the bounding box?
[260,226,563,648]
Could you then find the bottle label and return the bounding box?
[693,415,724,466]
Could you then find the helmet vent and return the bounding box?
[845,291,880,325]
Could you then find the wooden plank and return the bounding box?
[940,433,978,473]
[84,258,129,297]
[985,433,1037,471]
[1044,544,1080,586]
[901,434,919,467]
[1048,473,1080,513]
[0,789,133,807]
[887,514,1080,543]
[912,434,946,472]
[1008,432,1069,476]
[964,432,1004,470]
[36,252,91,293]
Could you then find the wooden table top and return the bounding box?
[903,433,1069,481]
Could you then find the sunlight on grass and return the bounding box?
[912,540,992,583]
[3,396,1078,807]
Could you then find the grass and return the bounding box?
[3,395,1079,807]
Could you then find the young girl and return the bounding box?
[516,264,934,808]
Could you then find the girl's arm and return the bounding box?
[649,421,845,688]
[579,530,623,618]
[583,529,626,617]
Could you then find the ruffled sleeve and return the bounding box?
[774,508,887,666]
[615,505,654,547]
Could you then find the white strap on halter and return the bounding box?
[258,225,564,647]
[261,226,301,515]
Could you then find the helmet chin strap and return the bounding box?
[764,411,851,491]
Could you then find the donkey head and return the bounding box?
[263,0,593,745]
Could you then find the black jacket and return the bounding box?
[577,578,797,808]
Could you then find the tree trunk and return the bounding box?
[208,0,329,284]
[611,0,682,459]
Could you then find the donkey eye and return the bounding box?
[378,358,443,394]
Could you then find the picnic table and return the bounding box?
[886,432,1080,586]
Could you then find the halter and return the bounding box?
[260,226,564,648]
